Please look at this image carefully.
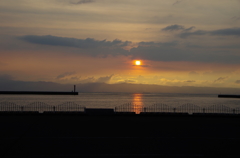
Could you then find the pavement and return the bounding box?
[1,113,240,157]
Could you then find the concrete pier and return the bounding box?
[218,94,240,98]
[0,91,78,95]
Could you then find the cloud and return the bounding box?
[17,34,240,64]
[56,72,76,80]
[179,30,207,38]
[124,80,136,83]
[210,28,240,36]
[185,80,195,83]
[76,75,114,84]
[235,80,240,84]
[162,24,185,31]
[138,41,178,47]
[184,26,196,31]
[232,16,240,21]
[189,71,199,76]
[162,25,240,38]
[162,24,195,32]
[178,27,240,38]
[137,75,145,80]
[172,0,182,6]
[19,35,131,49]
[69,0,95,5]
[116,80,136,84]
[145,28,152,31]
[132,64,150,67]
[130,41,195,62]
[79,77,96,83]
[96,74,114,83]
[70,76,80,80]
[214,76,228,83]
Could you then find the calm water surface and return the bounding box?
[0,93,240,109]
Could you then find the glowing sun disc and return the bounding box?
[135,60,141,65]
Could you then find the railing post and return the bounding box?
[173,108,176,113]
[233,109,235,114]
[144,107,146,112]
[203,108,205,114]
[53,106,55,112]
[21,106,24,112]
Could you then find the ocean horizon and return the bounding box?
[1,92,240,110]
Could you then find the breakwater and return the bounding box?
[218,94,240,98]
[0,91,78,95]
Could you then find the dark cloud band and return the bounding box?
[19,35,131,49]
[162,25,240,38]
[179,28,240,38]
[69,0,95,5]
[18,34,240,64]
[162,24,195,32]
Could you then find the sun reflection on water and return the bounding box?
[132,93,143,114]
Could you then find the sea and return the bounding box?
[0,93,240,109]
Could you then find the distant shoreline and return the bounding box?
[0,91,78,95]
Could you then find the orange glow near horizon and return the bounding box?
[132,93,143,114]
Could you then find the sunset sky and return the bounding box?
[1,0,240,92]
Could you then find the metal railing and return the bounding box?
[115,102,143,114]
[0,101,85,113]
[1,101,240,115]
[115,103,240,115]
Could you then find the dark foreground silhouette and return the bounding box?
[1,113,240,158]
[0,91,78,95]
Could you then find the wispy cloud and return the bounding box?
[19,35,131,49]
[172,0,182,6]
[235,80,240,84]
[162,25,240,38]
[69,0,95,5]
[179,30,207,38]
[78,75,114,84]
[96,74,114,83]
[210,28,240,36]
[185,80,196,83]
[214,76,228,83]
[178,27,240,38]
[162,24,195,32]
[56,72,76,80]
[162,24,184,31]
[232,16,240,21]
[189,71,199,76]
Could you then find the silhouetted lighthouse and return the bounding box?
[74,85,76,92]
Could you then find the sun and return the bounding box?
[135,60,141,65]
